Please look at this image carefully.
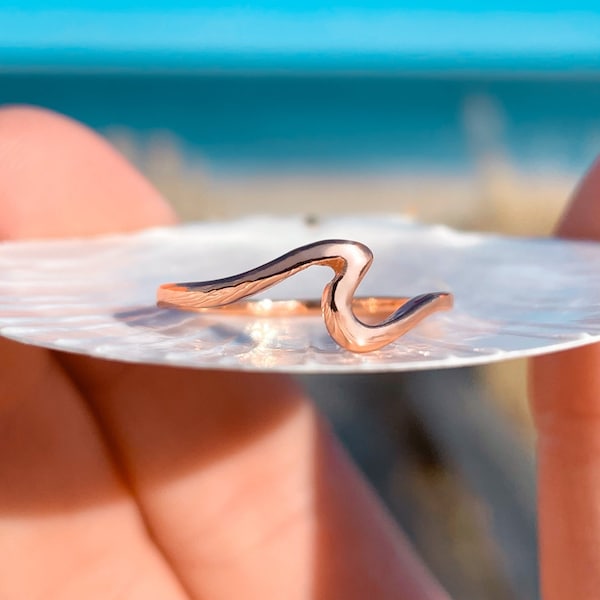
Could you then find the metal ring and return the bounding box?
[157,239,453,353]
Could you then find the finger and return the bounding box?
[62,358,447,600]
[0,106,188,599]
[530,157,600,600]
[0,338,189,600]
[0,105,175,239]
[1,105,447,599]
[556,157,600,241]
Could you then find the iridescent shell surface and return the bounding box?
[0,216,599,373]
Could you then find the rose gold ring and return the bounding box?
[157,240,453,353]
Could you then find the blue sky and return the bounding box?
[3,9,599,52]
[2,2,600,71]
[4,1,600,10]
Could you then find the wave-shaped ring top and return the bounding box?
[157,239,453,353]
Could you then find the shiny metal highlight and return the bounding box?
[157,240,453,353]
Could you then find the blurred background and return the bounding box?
[3,1,600,598]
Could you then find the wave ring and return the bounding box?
[157,239,453,353]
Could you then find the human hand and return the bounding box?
[0,107,447,600]
[530,159,600,600]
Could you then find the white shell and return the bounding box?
[0,215,599,373]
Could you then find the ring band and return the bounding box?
[168,297,413,318]
[157,239,453,353]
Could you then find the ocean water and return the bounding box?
[1,73,599,175]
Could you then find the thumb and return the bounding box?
[529,157,600,600]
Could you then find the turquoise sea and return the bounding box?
[1,73,600,175]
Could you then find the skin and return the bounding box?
[530,159,600,600]
[0,105,597,599]
[0,106,446,600]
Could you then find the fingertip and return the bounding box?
[529,156,600,599]
[555,157,600,240]
[0,105,176,240]
[531,156,600,419]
